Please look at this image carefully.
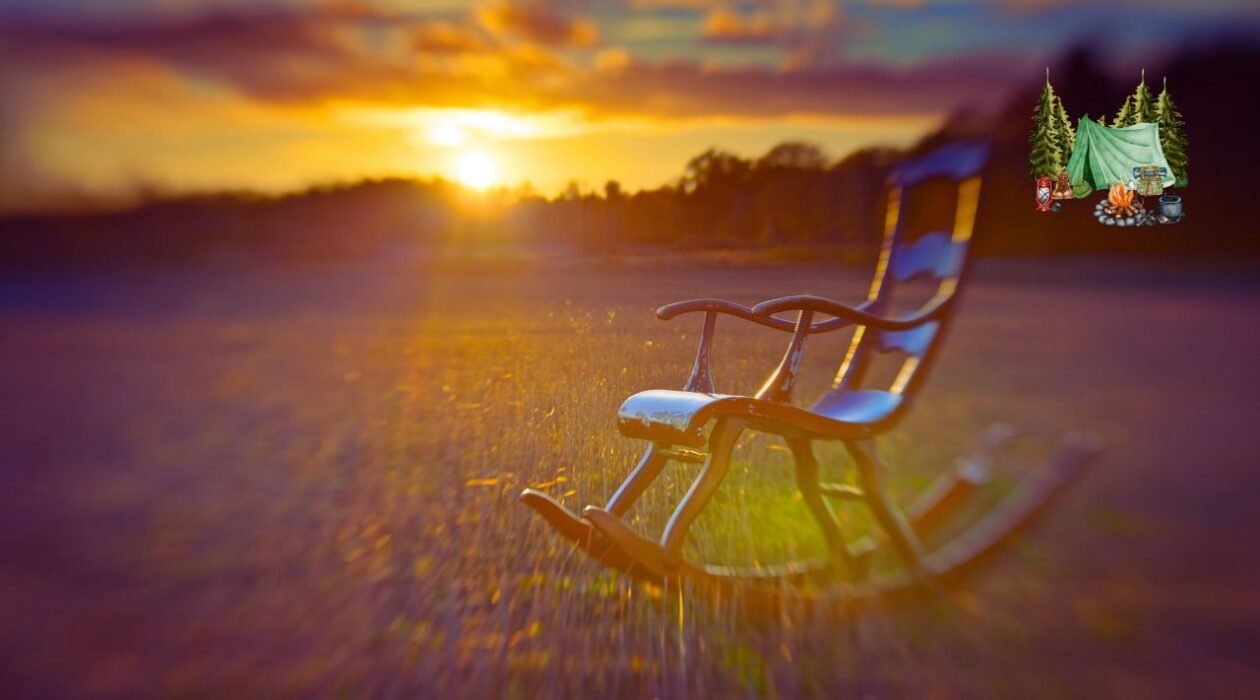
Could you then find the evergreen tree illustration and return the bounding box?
[1113,94,1135,128]
[1156,76,1189,187]
[1054,96,1075,169]
[1131,69,1157,124]
[1029,69,1062,179]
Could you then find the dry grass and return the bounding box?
[0,259,1257,698]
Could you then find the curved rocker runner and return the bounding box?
[520,142,1103,611]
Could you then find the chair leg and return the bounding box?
[846,439,925,570]
[604,444,669,518]
[660,418,745,569]
[786,438,854,572]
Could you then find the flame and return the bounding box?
[1108,181,1135,209]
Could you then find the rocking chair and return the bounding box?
[521,142,1102,609]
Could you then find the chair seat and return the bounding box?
[617,389,903,447]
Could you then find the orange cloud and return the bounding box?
[700,1,840,47]
[412,21,490,55]
[594,47,632,71]
[476,2,598,48]
[702,6,778,43]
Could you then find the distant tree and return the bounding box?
[1156,77,1189,187]
[758,141,829,170]
[1029,70,1064,179]
[678,148,755,242]
[561,180,584,201]
[681,149,751,194]
[746,142,832,244]
[603,180,623,201]
[513,181,540,200]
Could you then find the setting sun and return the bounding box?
[455,150,499,190]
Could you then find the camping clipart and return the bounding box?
[1031,69,1187,226]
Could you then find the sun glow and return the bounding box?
[455,150,498,190]
[414,108,553,147]
[427,122,466,148]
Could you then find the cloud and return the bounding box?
[701,6,779,43]
[476,1,598,47]
[0,5,585,109]
[984,0,1260,16]
[0,6,383,99]
[594,46,632,71]
[411,21,491,55]
[865,0,926,8]
[0,3,1033,122]
[576,52,1033,119]
[700,1,840,49]
[630,0,725,8]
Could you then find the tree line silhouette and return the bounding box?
[0,141,901,267]
[517,141,891,254]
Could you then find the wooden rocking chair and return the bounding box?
[521,142,1102,609]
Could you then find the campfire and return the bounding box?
[1093,180,1156,227]
[1106,181,1139,218]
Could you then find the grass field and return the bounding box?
[1,257,1257,698]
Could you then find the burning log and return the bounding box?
[1105,181,1141,219]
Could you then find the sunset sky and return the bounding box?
[1,0,1256,209]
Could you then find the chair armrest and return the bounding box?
[655,299,812,394]
[657,298,860,334]
[752,294,952,331]
[657,296,882,395]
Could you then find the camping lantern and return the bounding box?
[1035,176,1053,212]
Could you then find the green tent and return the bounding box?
[1066,116,1176,196]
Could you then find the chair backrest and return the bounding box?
[827,141,988,409]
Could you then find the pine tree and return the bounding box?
[1054,95,1075,167]
[1156,76,1189,187]
[1113,94,1135,128]
[1131,69,1157,124]
[1114,70,1157,127]
[1029,69,1063,179]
